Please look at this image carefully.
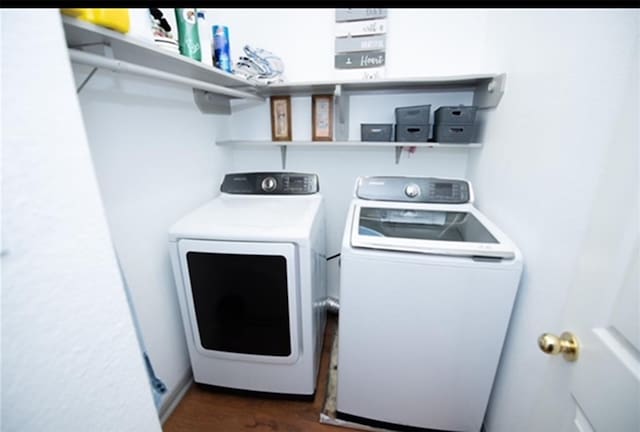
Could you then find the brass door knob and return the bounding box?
[538,331,580,362]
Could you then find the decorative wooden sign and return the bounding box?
[334,8,387,80]
[270,96,292,141]
[312,95,334,141]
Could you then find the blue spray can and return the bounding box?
[212,25,232,73]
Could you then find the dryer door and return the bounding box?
[177,239,299,364]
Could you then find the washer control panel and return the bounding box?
[221,172,319,195]
[356,176,471,204]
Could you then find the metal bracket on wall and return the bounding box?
[394,146,403,164]
[193,89,232,115]
[73,42,112,94]
[473,73,506,109]
[280,145,287,169]
[76,67,98,93]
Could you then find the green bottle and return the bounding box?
[175,8,201,61]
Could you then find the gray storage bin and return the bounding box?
[361,124,393,141]
[395,105,431,125]
[434,106,478,125]
[395,124,429,142]
[434,124,477,143]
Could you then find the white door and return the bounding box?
[537,74,639,432]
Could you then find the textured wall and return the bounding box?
[1,10,161,432]
[72,63,233,416]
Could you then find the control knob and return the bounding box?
[404,183,421,198]
[261,176,277,192]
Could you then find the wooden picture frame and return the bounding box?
[312,94,334,141]
[270,96,292,141]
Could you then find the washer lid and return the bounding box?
[350,200,518,259]
[169,194,323,242]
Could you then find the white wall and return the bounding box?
[1,10,161,431]
[202,8,490,81]
[72,61,232,415]
[467,10,639,432]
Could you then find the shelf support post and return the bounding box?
[334,84,349,141]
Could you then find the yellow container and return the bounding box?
[61,8,130,33]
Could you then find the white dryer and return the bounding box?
[169,172,326,397]
[336,176,523,431]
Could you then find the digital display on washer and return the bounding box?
[434,183,453,196]
[358,208,498,244]
[288,176,305,188]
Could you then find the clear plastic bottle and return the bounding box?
[174,8,201,61]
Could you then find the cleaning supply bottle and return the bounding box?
[196,11,212,67]
[174,8,201,61]
[213,25,232,73]
[61,8,130,33]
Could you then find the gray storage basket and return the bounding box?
[434,106,477,125]
[395,124,429,142]
[434,124,477,143]
[395,105,431,125]
[361,124,394,141]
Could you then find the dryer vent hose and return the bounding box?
[324,296,340,314]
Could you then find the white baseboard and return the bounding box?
[159,369,193,424]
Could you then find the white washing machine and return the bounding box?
[168,172,326,397]
[336,176,523,431]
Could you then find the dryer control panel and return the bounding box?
[221,172,319,195]
[356,176,471,204]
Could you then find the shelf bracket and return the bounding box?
[334,84,349,141]
[76,66,98,93]
[193,89,231,114]
[473,73,506,109]
[280,145,287,169]
[73,43,112,94]
[395,146,403,164]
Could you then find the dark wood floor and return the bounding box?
[163,314,340,432]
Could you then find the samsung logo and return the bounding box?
[232,177,247,181]
[368,181,385,186]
